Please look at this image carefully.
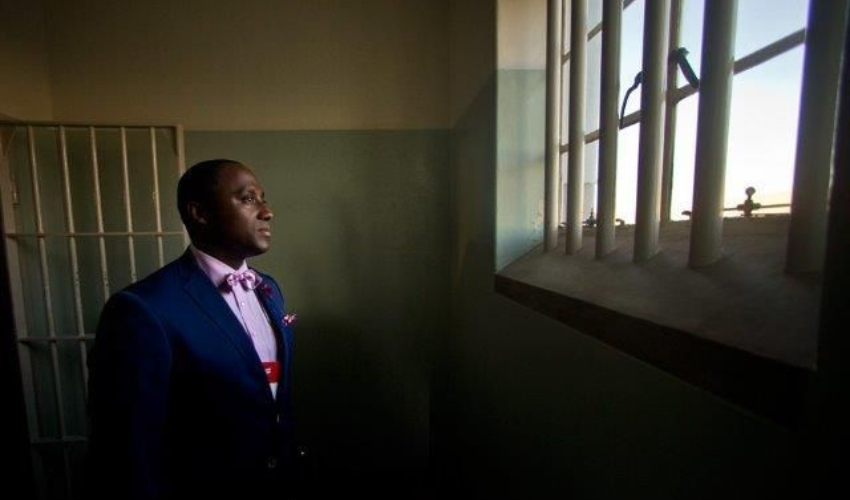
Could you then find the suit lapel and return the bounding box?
[178,252,268,388]
[255,278,292,400]
[255,283,283,327]
[255,282,285,352]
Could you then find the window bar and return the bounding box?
[566,0,587,254]
[671,29,807,105]
[786,0,850,273]
[634,0,670,262]
[58,127,90,393]
[817,0,850,411]
[660,0,683,224]
[27,126,73,495]
[688,0,737,267]
[561,118,636,156]
[619,109,641,130]
[175,125,190,248]
[120,127,137,282]
[559,0,568,228]
[89,127,111,300]
[150,128,165,267]
[545,0,563,251]
[596,0,623,258]
[735,28,807,75]
[563,0,639,64]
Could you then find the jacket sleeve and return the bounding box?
[86,291,172,500]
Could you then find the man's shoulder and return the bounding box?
[113,255,189,301]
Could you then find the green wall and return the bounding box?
[496,69,546,270]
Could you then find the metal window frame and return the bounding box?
[559,8,807,147]
[552,0,812,261]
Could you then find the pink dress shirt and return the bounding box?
[190,246,279,397]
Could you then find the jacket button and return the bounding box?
[267,457,277,469]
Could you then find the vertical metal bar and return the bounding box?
[545,0,563,251]
[661,0,683,224]
[58,127,85,498]
[562,0,568,54]
[150,127,165,267]
[120,128,137,282]
[58,127,90,394]
[175,125,190,248]
[596,0,622,258]
[813,12,850,492]
[0,126,41,495]
[89,127,110,299]
[27,126,72,494]
[688,0,737,268]
[559,0,568,227]
[634,0,670,262]
[786,0,850,273]
[27,128,53,331]
[566,0,587,255]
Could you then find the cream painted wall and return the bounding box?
[0,0,53,120]
[450,0,496,125]
[43,0,449,130]
[497,0,546,70]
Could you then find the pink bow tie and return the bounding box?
[225,269,261,290]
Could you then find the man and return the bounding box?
[86,159,296,499]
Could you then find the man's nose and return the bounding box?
[259,203,273,221]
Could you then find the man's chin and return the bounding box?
[250,243,271,256]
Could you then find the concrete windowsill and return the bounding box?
[495,215,818,427]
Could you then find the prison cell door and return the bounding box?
[0,121,187,500]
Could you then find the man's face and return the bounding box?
[201,163,273,266]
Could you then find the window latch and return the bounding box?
[619,47,701,128]
[619,71,642,128]
[671,47,700,90]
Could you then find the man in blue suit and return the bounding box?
[86,159,296,499]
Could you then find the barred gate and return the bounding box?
[0,121,187,500]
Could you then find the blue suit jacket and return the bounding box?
[86,250,295,500]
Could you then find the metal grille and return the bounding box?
[0,121,187,500]
[545,0,839,270]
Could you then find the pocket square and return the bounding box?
[282,313,298,327]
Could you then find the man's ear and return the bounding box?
[187,201,209,226]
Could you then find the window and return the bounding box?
[559,0,808,228]
[496,0,848,427]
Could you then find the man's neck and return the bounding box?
[190,243,245,271]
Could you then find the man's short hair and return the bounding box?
[177,159,241,228]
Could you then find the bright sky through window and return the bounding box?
[594,0,811,224]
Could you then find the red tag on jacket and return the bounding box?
[262,361,280,383]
